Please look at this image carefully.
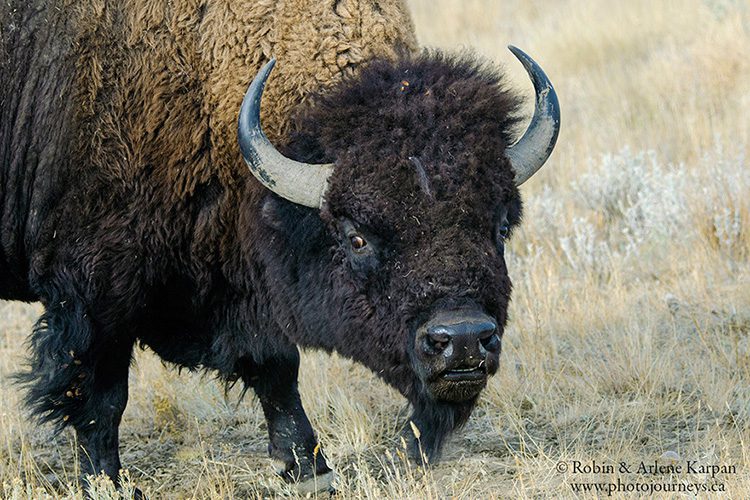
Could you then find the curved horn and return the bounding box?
[238,59,334,208]
[506,46,561,186]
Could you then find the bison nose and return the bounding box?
[423,314,498,361]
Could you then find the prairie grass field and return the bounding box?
[2,0,750,498]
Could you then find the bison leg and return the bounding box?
[19,301,137,495]
[74,347,131,485]
[241,348,334,493]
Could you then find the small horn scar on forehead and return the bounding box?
[409,156,433,199]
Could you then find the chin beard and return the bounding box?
[402,391,479,463]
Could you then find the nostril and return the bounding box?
[425,327,452,353]
[480,333,500,352]
[476,321,497,339]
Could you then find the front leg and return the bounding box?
[240,348,334,493]
[19,300,141,497]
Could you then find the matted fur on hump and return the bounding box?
[65,0,417,198]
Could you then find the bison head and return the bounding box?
[238,48,559,459]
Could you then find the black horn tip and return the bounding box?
[507,45,537,80]
[238,58,277,158]
[505,46,561,185]
[507,46,552,97]
[507,45,529,63]
[508,44,561,132]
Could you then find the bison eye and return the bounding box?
[338,218,381,273]
[497,224,510,240]
[350,234,368,252]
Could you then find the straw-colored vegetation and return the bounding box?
[2,0,749,497]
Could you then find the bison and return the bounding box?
[0,0,559,494]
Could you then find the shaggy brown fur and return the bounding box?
[0,0,529,493]
[67,0,416,192]
[0,0,416,308]
[1,0,416,489]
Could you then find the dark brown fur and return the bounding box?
[1,0,525,491]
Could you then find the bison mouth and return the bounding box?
[427,365,489,403]
[441,364,487,382]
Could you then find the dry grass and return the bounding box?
[2,0,750,497]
